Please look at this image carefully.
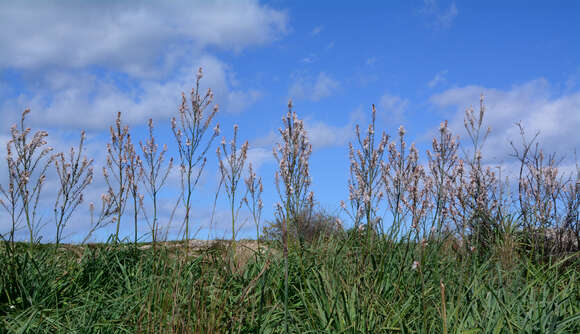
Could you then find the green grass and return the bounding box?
[0,235,578,333]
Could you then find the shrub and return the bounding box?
[262,207,343,244]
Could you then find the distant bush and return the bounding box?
[262,207,344,244]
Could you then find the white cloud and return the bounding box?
[289,72,340,102]
[0,1,288,76]
[438,3,458,28]
[304,120,352,151]
[379,93,409,123]
[246,147,274,171]
[0,55,262,129]
[421,1,458,29]
[312,73,340,101]
[0,1,280,130]
[226,90,262,114]
[430,79,580,162]
[428,70,448,88]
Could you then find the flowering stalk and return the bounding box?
[172,68,219,249]
[0,143,23,251]
[273,100,314,334]
[382,126,412,239]
[103,112,132,244]
[140,118,173,251]
[274,100,315,247]
[217,124,248,255]
[510,122,571,256]
[0,109,53,246]
[343,104,388,235]
[401,143,431,236]
[244,163,264,253]
[82,193,115,244]
[426,120,459,236]
[460,95,498,252]
[125,136,142,246]
[53,130,94,248]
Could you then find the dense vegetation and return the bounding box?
[0,235,578,333]
[1,72,578,332]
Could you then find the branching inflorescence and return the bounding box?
[274,99,315,248]
[244,163,264,252]
[103,112,133,244]
[140,118,173,250]
[172,67,219,248]
[217,124,248,254]
[343,104,388,234]
[53,130,93,248]
[0,109,53,246]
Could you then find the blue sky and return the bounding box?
[0,0,579,242]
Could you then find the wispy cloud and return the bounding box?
[289,72,340,101]
[311,25,324,36]
[379,93,409,123]
[428,69,448,88]
[421,0,458,29]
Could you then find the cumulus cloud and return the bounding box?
[0,1,282,129]
[429,79,580,162]
[0,1,288,76]
[289,72,340,102]
[0,55,262,129]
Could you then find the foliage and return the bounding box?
[262,207,344,244]
[0,236,578,333]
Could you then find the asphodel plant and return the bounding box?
[53,130,94,249]
[172,67,219,250]
[343,104,388,237]
[217,124,248,257]
[273,99,314,334]
[103,112,132,244]
[140,118,173,251]
[0,109,53,247]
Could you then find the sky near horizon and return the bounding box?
[0,0,579,242]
